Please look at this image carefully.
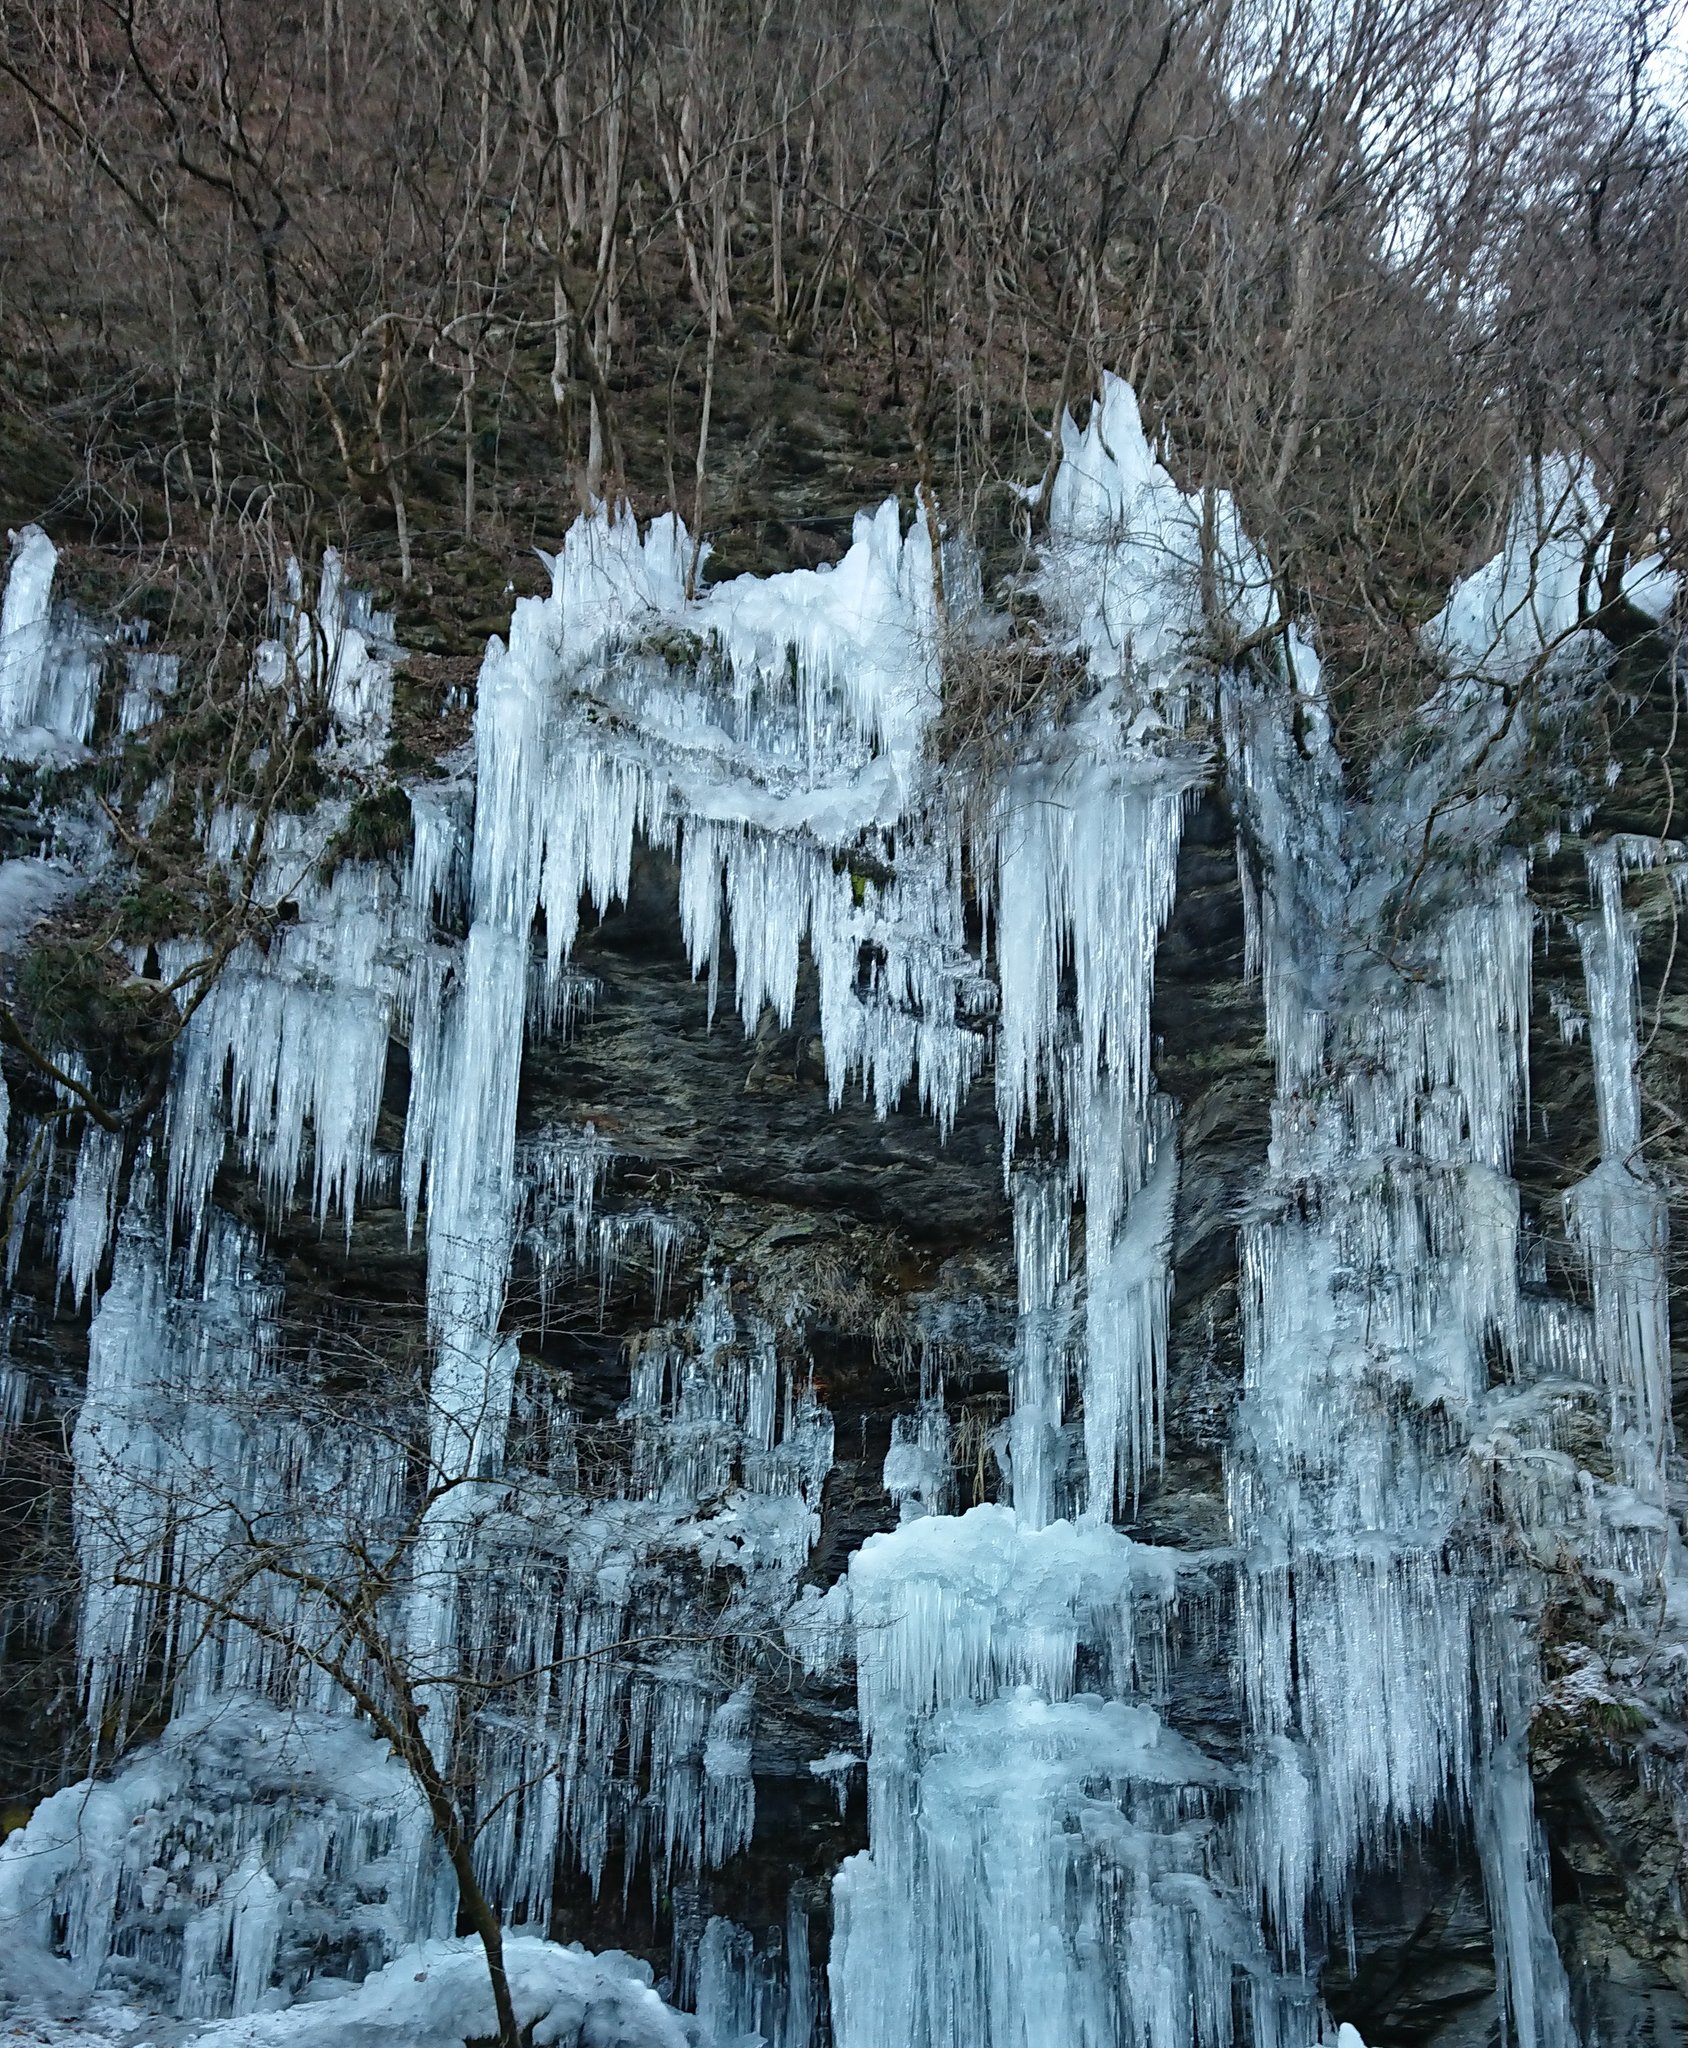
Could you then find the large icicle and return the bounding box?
[0,524,102,753]
[1563,838,1674,1500]
[829,384,1247,2048]
[1219,464,1648,2041]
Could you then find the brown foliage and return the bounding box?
[0,0,1681,726]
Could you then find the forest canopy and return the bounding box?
[0,0,1683,725]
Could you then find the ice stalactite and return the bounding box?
[1564,837,1675,1501]
[830,388,1254,2048]
[373,486,983,1923]
[0,524,102,753]
[73,1185,419,1746]
[54,1062,123,1310]
[983,382,1208,1545]
[161,819,414,1250]
[1084,1098,1179,1524]
[116,647,179,735]
[1216,459,1681,2046]
[4,374,1682,2045]
[1005,1168,1073,1531]
[57,1174,433,2012]
[1476,1615,1581,2048]
[0,525,59,733]
[883,1382,955,1524]
[993,756,1191,1527]
[148,570,410,1259]
[74,1191,280,1740]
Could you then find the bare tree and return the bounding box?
[58,1238,760,2048]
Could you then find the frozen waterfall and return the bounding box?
[0,378,1681,2047]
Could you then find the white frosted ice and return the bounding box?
[1563,840,1673,1500]
[0,853,79,956]
[171,1936,706,2047]
[0,524,102,752]
[117,650,179,736]
[0,1699,428,2023]
[15,372,1681,2047]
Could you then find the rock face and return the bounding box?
[0,395,1685,2048]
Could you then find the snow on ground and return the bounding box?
[0,1938,709,2048]
[0,858,77,961]
[0,1979,1369,2048]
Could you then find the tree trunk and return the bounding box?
[768,130,785,323]
[461,355,477,543]
[431,1804,521,2048]
[457,1862,522,2048]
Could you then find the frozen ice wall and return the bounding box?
[1221,483,1682,2048]
[0,525,102,755]
[1564,837,1676,1500]
[0,1702,427,2021]
[1,375,1681,2047]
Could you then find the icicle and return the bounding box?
[691,1902,818,2048]
[118,649,179,735]
[409,782,471,926]
[1006,1169,1072,1531]
[1084,1101,1178,1522]
[807,1752,861,1816]
[784,1896,816,2048]
[0,525,57,732]
[0,525,102,751]
[1219,457,1632,2039]
[992,756,1189,1171]
[56,1111,122,1310]
[884,1395,953,1522]
[1473,1617,1577,2048]
[702,1684,757,1865]
[1563,841,1672,1499]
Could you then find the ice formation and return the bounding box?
[0,1701,427,2019]
[1563,837,1675,1498]
[0,370,1681,2048]
[0,525,102,755]
[694,1908,816,2048]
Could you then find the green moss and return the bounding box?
[636,623,708,669]
[13,934,173,1057]
[383,734,448,781]
[1587,1699,1651,1739]
[318,784,413,881]
[112,883,196,945]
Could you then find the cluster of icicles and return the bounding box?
[0,375,1682,2048]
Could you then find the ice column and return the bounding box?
[0,525,102,747]
[993,752,1193,1521]
[1474,1619,1578,2048]
[1563,839,1673,1500]
[829,1509,1248,2048]
[1006,1169,1072,1529]
[0,525,57,731]
[1222,612,1572,2041]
